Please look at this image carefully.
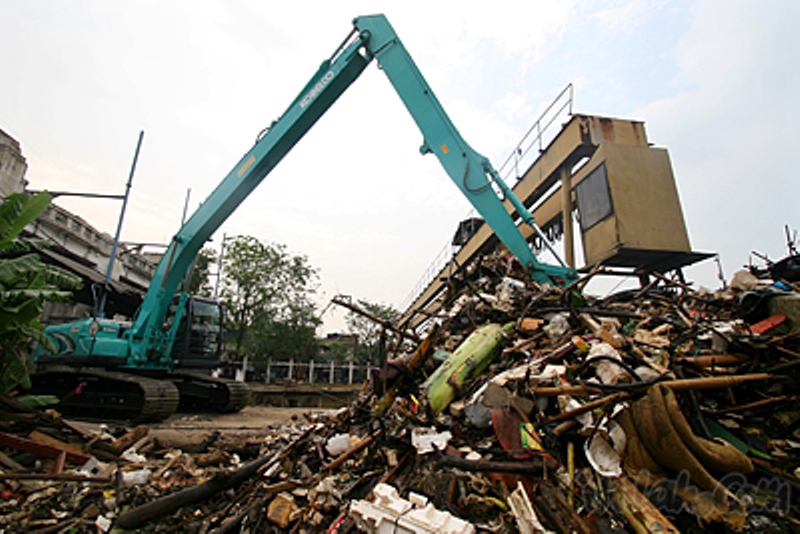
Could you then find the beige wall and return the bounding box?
[578,143,691,266]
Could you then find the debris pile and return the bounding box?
[2,250,799,532]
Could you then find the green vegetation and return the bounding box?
[0,192,81,394]
[187,247,217,297]
[345,299,400,364]
[219,235,320,365]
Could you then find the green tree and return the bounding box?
[345,299,400,364]
[187,247,217,297]
[0,192,81,394]
[320,340,353,362]
[220,235,319,363]
[255,297,320,361]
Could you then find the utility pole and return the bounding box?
[98,130,143,318]
[213,233,228,300]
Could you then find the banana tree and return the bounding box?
[0,191,82,394]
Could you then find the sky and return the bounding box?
[2,0,799,334]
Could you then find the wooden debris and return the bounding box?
[0,251,798,532]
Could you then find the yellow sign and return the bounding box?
[237,155,256,177]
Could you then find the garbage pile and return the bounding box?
[1,250,799,532]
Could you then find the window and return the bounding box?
[575,163,613,232]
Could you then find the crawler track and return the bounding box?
[30,369,250,423]
[30,369,180,423]
[171,373,251,413]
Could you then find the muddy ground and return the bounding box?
[68,406,329,450]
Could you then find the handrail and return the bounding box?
[400,242,454,310]
[496,83,573,183]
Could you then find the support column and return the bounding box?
[560,166,575,268]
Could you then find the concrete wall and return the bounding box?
[0,128,27,197]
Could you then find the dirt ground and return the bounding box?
[68,406,330,450]
[154,406,327,446]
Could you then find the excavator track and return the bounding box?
[30,368,180,423]
[169,373,251,413]
[30,369,250,423]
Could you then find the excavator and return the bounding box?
[32,14,577,422]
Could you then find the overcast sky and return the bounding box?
[2,1,798,333]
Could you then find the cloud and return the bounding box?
[590,0,671,34]
[634,0,800,280]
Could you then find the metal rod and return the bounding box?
[26,190,125,200]
[180,188,193,288]
[331,296,419,343]
[213,233,227,300]
[181,188,191,225]
[487,166,569,269]
[98,130,144,318]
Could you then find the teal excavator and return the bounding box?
[33,14,576,422]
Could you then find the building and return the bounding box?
[319,332,359,360]
[0,128,27,197]
[30,202,157,322]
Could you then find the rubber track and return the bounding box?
[219,379,251,412]
[169,373,251,413]
[31,369,180,423]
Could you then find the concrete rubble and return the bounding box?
[1,250,799,532]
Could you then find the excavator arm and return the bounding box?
[47,14,575,370]
[353,15,575,284]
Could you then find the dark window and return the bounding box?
[575,163,613,231]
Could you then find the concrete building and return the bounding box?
[30,202,157,323]
[0,128,27,197]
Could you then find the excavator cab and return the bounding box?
[167,296,224,369]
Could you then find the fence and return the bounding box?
[252,359,378,385]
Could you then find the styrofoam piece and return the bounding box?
[349,483,475,534]
[325,433,352,456]
[119,468,152,487]
[95,514,112,532]
[410,427,452,454]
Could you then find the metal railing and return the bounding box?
[496,83,574,184]
[253,359,377,385]
[400,241,457,311]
